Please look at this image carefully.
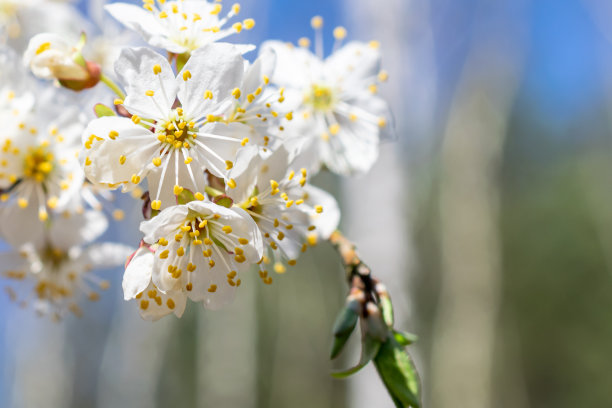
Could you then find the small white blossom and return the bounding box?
[261,21,394,176]
[140,199,263,310]
[82,44,257,211]
[221,48,290,155]
[105,0,255,55]
[226,145,340,279]
[0,88,86,248]
[0,210,133,319]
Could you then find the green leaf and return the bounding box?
[393,330,418,346]
[380,294,394,327]
[177,189,196,205]
[94,103,116,118]
[330,305,359,359]
[373,338,421,407]
[331,334,381,379]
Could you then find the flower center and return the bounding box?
[156,111,198,150]
[23,143,54,183]
[305,84,335,112]
[42,246,67,270]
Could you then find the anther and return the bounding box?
[333,26,347,40]
[243,19,255,29]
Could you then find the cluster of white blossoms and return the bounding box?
[0,46,132,319]
[0,0,394,321]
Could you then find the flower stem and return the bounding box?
[100,73,126,100]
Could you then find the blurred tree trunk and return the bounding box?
[430,45,522,408]
[341,0,437,405]
[7,313,73,408]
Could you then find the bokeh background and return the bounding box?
[2,0,612,407]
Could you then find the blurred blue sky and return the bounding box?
[526,0,604,126]
[428,0,607,131]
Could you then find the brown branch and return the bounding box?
[329,230,380,307]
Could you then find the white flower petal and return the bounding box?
[83,242,134,269]
[319,113,379,175]
[138,282,187,321]
[226,145,261,202]
[0,250,29,273]
[104,4,181,53]
[259,40,322,88]
[242,48,276,96]
[0,191,45,249]
[123,246,154,300]
[178,43,244,119]
[324,41,382,84]
[49,210,109,249]
[303,185,340,240]
[194,121,253,178]
[115,47,177,118]
[83,116,157,188]
[140,205,189,244]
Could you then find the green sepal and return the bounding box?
[331,334,381,379]
[177,189,196,205]
[393,330,418,346]
[330,305,359,359]
[73,32,87,68]
[380,294,394,327]
[176,52,190,72]
[76,32,87,52]
[213,195,233,208]
[373,338,421,407]
[94,103,116,118]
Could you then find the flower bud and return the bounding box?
[24,33,100,91]
[364,301,388,342]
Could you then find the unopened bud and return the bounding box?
[364,301,388,341]
[24,33,100,91]
[348,287,366,304]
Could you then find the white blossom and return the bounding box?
[0,88,86,248]
[0,210,133,319]
[140,199,263,310]
[105,0,255,55]
[261,21,394,176]
[226,145,340,278]
[221,48,291,155]
[82,44,258,211]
